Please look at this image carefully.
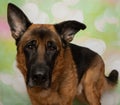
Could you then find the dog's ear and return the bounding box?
[7,3,31,41]
[54,20,86,43]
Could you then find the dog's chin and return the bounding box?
[27,80,51,90]
[40,81,51,89]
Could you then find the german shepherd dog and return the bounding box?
[7,3,119,105]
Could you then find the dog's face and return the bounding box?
[19,24,62,89]
[7,3,86,89]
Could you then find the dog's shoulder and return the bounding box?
[69,43,98,82]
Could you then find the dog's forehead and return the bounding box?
[19,24,61,46]
[28,24,56,36]
[22,24,58,40]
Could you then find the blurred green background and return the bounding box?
[0,0,120,105]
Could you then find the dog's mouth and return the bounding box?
[26,76,51,89]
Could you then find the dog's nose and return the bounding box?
[27,71,47,88]
[27,65,51,88]
[32,71,47,83]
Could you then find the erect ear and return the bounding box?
[7,3,31,41]
[54,20,86,42]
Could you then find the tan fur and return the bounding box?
[16,24,78,105]
[16,24,116,105]
[8,3,118,105]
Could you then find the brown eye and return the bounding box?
[47,41,57,51]
[25,40,36,50]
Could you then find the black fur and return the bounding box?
[70,44,97,82]
[54,20,86,35]
[107,70,119,84]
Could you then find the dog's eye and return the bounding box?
[47,41,57,51]
[25,40,36,49]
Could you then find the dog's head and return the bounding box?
[7,3,86,89]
